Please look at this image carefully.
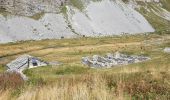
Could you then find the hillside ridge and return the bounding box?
[0,0,169,43]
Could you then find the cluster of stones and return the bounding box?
[82,52,150,68]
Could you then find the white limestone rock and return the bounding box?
[164,47,170,53]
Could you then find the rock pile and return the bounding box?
[82,52,150,68]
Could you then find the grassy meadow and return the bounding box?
[0,33,170,100]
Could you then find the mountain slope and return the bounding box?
[66,0,154,36]
[134,0,170,32]
[0,0,169,43]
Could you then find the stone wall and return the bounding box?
[82,52,150,68]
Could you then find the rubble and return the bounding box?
[82,52,150,68]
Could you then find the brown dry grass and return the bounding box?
[16,72,170,100]
[0,90,11,100]
[0,34,169,100]
[0,72,24,90]
[17,74,124,100]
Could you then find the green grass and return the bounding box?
[55,65,89,75]
[0,33,169,99]
[29,12,45,20]
[0,8,11,18]
[137,2,170,32]
[160,0,170,12]
[69,0,84,11]
[61,6,67,15]
[0,65,5,73]
[0,1,170,99]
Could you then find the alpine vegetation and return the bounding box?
[0,0,170,100]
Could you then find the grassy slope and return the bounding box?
[69,0,84,11]
[0,0,170,99]
[0,33,169,99]
[160,0,170,12]
[136,1,170,32]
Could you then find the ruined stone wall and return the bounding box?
[0,0,68,16]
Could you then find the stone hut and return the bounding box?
[6,54,48,71]
[5,54,50,80]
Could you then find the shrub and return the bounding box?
[0,72,24,90]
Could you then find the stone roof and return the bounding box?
[6,54,48,71]
[0,0,67,16]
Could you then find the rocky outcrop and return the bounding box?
[82,52,150,68]
[67,0,154,36]
[0,0,156,43]
[1,0,169,43]
[0,13,76,43]
[0,0,68,16]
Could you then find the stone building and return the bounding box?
[6,55,48,70]
[6,54,49,80]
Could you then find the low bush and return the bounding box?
[0,72,24,90]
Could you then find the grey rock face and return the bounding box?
[0,0,67,16]
[0,0,155,43]
[82,52,150,68]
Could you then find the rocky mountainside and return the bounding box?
[0,0,67,16]
[0,0,169,43]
